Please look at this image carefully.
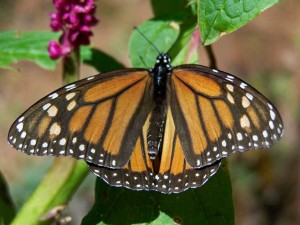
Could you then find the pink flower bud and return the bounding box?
[48,0,98,60]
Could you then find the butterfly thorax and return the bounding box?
[147,53,172,166]
[150,53,172,95]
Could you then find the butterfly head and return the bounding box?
[150,53,172,95]
[155,53,172,70]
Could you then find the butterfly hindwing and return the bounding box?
[8,69,153,168]
[88,107,220,193]
[171,65,284,168]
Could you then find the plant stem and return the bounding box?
[11,159,89,225]
[63,47,80,84]
[205,45,217,68]
[11,48,89,225]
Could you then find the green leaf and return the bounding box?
[128,15,201,68]
[0,31,59,70]
[0,171,15,225]
[169,17,198,66]
[0,30,123,73]
[151,0,189,17]
[82,161,233,225]
[128,18,181,68]
[81,47,125,72]
[198,0,279,45]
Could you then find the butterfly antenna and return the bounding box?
[134,26,161,54]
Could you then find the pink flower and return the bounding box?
[48,0,98,59]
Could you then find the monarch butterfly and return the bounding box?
[8,53,283,193]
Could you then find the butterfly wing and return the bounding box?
[88,106,220,193]
[171,65,284,168]
[8,69,153,168]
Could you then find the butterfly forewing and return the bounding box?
[171,65,284,168]
[8,69,153,168]
[88,107,220,193]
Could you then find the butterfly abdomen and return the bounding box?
[147,99,166,160]
[147,53,172,161]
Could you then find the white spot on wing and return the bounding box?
[270,110,276,120]
[79,144,85,151]
[242,96,250,108]
[66,92,76,100]
[72,137,77,144]
[226,77,234,82]
[87,76,95,80]
[268,103,273,109]
[240,83,247,89]
[67,100,76,111]
[246,93,253,101]
[42,142,48,148]
[227,92,235,104]
[65,84,76,90]
[21,131,26,139]
[222,140,227,147]
[237,133,243,141]
[47,105,58,117]
[222,151,228,155]
[269,121,274,129]
[226,84,234,92]
[277,128,281,134]
[30,139,37,145]
[49,93,58,99]
[49,122,61,136]
[42,103,51,110]
[59,138,66,145]
[16,123,23,132]
[240,114,250,128]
